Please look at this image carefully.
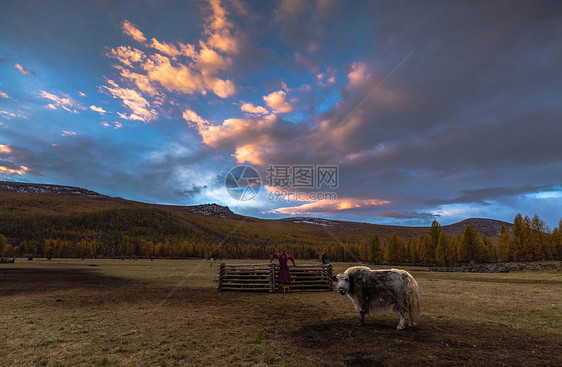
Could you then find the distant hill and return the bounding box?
[0,181,105,196]
[443,218,512,238]
[0,181,513,258]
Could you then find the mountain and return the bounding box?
[0,181,513,258]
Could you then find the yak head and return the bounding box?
[332,273,352,295]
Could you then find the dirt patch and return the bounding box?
[289,319,561,366]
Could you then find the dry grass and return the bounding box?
[1,259,561,366]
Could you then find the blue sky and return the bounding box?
[1,0,561,228]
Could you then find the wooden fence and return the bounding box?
[217,263,333,292]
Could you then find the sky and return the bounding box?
[1,0,561,228]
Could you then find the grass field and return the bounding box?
[1,259,561,367]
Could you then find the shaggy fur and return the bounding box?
[332,266,421,330]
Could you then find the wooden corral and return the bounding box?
[217,263,333,292]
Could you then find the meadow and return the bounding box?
[1,259,560,367]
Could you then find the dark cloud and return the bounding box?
[175,184,208,198]
[375,210,440,221]
[425,185,558,206]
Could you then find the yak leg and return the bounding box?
[396,311,406,330]
[357,310,366,326]
[408,311,416,327]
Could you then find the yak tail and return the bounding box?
[407,276,421,323]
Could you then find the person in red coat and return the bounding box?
[270,251,296,284]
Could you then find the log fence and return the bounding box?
[217,263,333,292]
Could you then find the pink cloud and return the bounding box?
[241,102,268,115]
[122,20,147,43]
[39,90,84,113]
[263,90,293,113]
[89,105,107,114]
[347,62,370,89]
[102,79,157,122]
[270,198,391,215]
[14,63,34,75]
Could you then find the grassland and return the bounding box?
[1,259,561,366]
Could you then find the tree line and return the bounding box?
[1,212,560,263]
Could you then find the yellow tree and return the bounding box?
[497,224,511,262]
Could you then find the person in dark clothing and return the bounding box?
[321,252,330,265]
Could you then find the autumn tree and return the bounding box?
[459,225,480,262]
[384,232,405,264]
[435,232,450,265]
[368,234,384,263]
[497,224,511,262]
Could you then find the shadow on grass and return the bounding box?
[0,266,139,296]
[289,318,562,367]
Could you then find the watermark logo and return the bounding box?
[266,164,338,201]
[266,164,338,189]
[224,165,261,201]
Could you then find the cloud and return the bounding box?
[39,90,84,113]
[183,108,209,128]
[270,198,391,215]
[150,38,182,57]
[0,145,12,154]
[263,90,293,113]
[101,121,123,129]
[0,91,9,98]
[61,130,76,136]
[106,45,145,67]
[89,105,107,114]
[204,0,239,54]
[175,184,208,197]
[14,63,34,75]
[347,62,369,89]
[184,112,306,165]
[241,102,268,115]
[0,111,21,119]
[78,91,86,97]
[101,79,157,122]
[122,20,147,43]
[0,163,29,176]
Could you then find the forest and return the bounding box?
[0,192,560,264]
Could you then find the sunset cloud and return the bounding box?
[122,20,146,43]
[205,0,239,54]
[263,90,293,113]
[0,91,9,98]
[106,46,145,67]
[39,90,84,113]
[14,63,34,75]
[61,130,76,136]
[150,38,182,57]
[89,105,107,114]
[102,79,157,122]
[0,145,12,154]
[0,165,28,176]
[241,102,268,115]
[101,121,122,129]
[347,62,369,89]
[270,198,391,215]
[183,108,209,128]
